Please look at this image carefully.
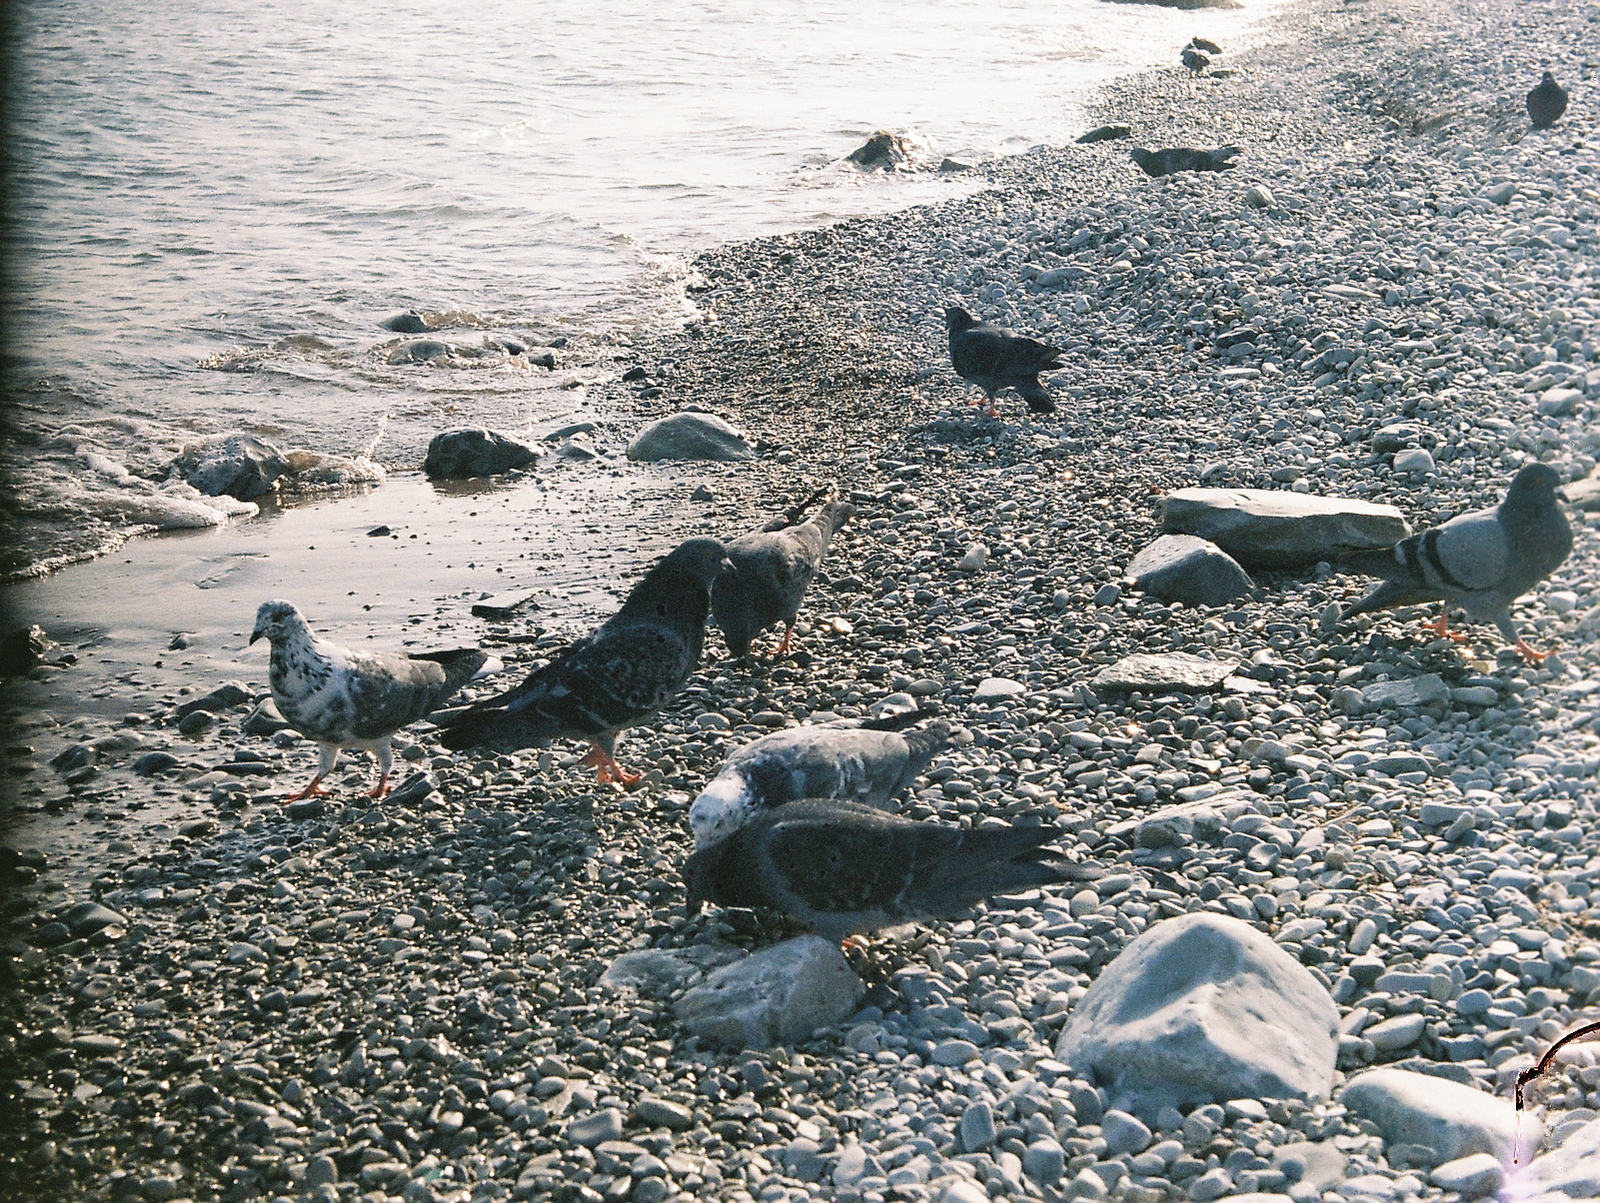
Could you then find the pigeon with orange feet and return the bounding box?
[250,600,489,803]
[711,497,855,660]
[945,305,1063,416]
[1339,462,1572,663]
[438,538,728,787]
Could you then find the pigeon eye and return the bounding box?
[657,603,667,617]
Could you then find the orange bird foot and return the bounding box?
[581,745,643,788]
[365,776,391,800]
[1515,638,1556,665]
[284,779,331,804]
[1422,613,1470,644]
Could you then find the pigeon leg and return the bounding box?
[1423,608,1470,644]
[580,743,643,788]
[284,773,331,803]
[773,622,795,658]
[285,745,338,803]
[365,744,395,799]
[365,771,391,799]
[1514,637,1556,665]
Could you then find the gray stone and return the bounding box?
[388,338,453,362]
[133,751,182,777]
[62,902,127,937]
[931,1039,980,1066]
[1392,447,1435,476]
[175,681,251,719]
[1023,1139,1065,1186]
[422,428,540,478]
[1271,1141,1347,1190]
[1339,1068,1533,1169]
[1363,1013,1425,1052]
[306,1155,338,1186]
[1106,798,1227,848]
[1427,1153,1503,1198]
[1162,487,1410,569]
[242,697,291,735]
[1124,534,1252,608]
[600,945,744,996]
[1101,1109,1152,1155]
[626,412,754,462]
[1371,423,1421,454]
[632,1097,693,1131]
[564,1108,624,1148]
[1520,1115,1600,1199]
[673,935,862,1048]
[1092,652,1238,694]
[170,433,290,501]
[1565,468,1600,512]
[1055,913,1338,1121]
[1359,674,1450,711]
[960,1101,996,1151]
[973,677,1026,700]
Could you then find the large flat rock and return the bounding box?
[1163,488,1410,569]
[1055,913,1338,1120]
[1340,1067,1534,1170]
[1092,652,1238,694]
[673,935,861,1048]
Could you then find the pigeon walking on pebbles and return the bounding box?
[1527,71,1568,129]
[945,306,1064,415]
[1339,462,1572,663]
[689,718,951,849]
[438,538,729,785]
[1130,146,1240,177]
[684,798,1098,942]
[711,498,855,658]
[250,600,489,801]
[1182,47,1211,73]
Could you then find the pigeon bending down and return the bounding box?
[250,600,488,801]
[1130,146,1240,177]
[711,498,855,658]
[684,799,1098,942]
[1339,462,1571,663]
[1527,71,1568,129]
[945,306,1064,415]
[689,719,951,848]
[1181,47,1211,73]
[438,538,729,785]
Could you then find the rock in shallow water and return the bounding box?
[1163,487,1410,569]
[423,428,540,478]
[627,412,754,462]
[170,433,290,501]
[1055,913,1338,1120]
[673,935,861,1048]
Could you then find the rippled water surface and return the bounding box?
[3,0,1283,576]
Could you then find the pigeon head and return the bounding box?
[250,600,310,646]
[944,306,977,334]
[689,775,752,849]
[663,537,732,587]
[1505,462,1566,509]
[617,537,730,625]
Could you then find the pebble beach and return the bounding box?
[5,2,1600,1203]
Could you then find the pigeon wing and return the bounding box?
[1424,510,1511,594]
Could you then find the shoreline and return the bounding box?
[5,0,1600,1200]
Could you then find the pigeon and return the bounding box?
[1130,146,1240,177]
[944,306,1063,415]
[249,600,489,801]
[438,537,729,785]
[1182,47,1211,73]
[689,718,952,848]
[1339,462,1572,663]
[683,798,1098,942]
[1188,36,1222,54]
[711,499,855,658]
[1527,71,1568,129]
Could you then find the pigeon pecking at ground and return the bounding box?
[711,498,855,659]
[438,537,729,786]
[1129,146,1240,177]
[689,718,952,849]
[684,798,1098,943]
[944,306,1064,415]
[1526,71,1568,129]
[1181,47,1211,73]
[249,600,489,801]
[1339,462,1572,663]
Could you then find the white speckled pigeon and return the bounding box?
[683,798,1098,942]
[1340,462,1571,662]
[689,719,951,849]
[250,600,489,801]
[1527,71,1568,130]
[438,538,729,785]
[711,499,855,658]
[945,306,1063,415]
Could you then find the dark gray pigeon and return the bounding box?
[945,306,1063,415]
[1340,462,1571,663]
[711,499,855,658]
[689,719,952,848]
[684,798,1098,942]
[438,538,729,785]
[1527,71,1568,129]
[1182,47,1211,73]
[250,600,489,801]
[1130,146,1240,177]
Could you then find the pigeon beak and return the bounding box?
[719,557,735,576]
[1556,487,1570,503]
[249,627,264,645]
